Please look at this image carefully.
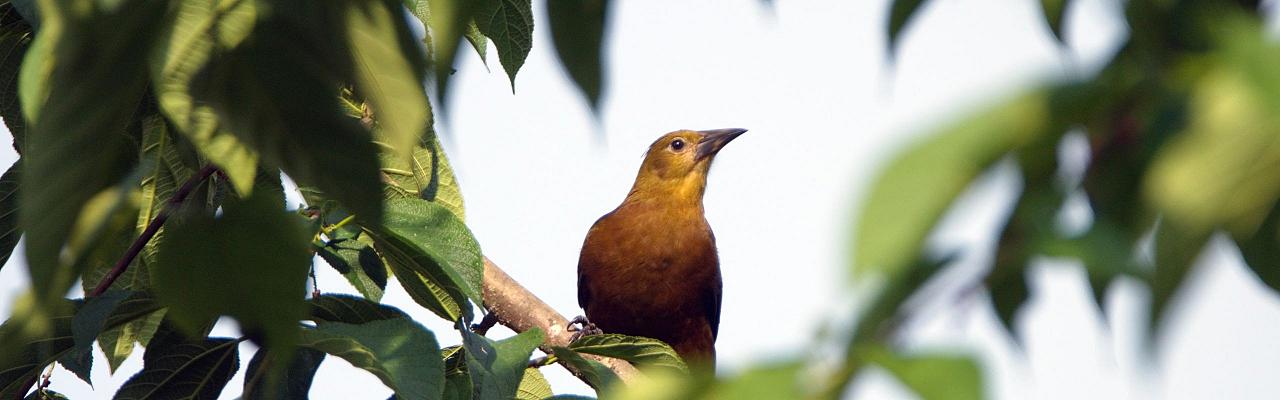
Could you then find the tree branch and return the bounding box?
[88,165,220,297]
[480,256,641,387]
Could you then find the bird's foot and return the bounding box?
[566,315,602,343]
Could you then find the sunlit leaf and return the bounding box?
[153,192,312,350]
[475,0,533,89]
[150,0,259,194]
[378,131,467,220]
[568,333,688,375]
[317,233,388,302]
[515,368,552,400]
[297,319,444,400]
[708,361,805,400]
[460,326,544,400]
[854,90,1050,280]
[547,0,607,111]
[347,0,430,162]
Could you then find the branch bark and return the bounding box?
[480,256,641,386]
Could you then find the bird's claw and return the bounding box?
[567,315,602,343]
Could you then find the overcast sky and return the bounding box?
[2,0,1279,399]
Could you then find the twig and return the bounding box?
[480,257,640,387]
[88,165,220,297]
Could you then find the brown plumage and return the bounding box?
[577,128,745,370]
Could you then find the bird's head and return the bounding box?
[627,128,746,204]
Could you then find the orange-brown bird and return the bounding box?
[576,128,746,370]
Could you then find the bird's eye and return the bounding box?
[670,139,685,151]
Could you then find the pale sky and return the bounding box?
[2,0,1279,399]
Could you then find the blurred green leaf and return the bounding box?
[243,347,326,400]
[347,0,430,162]
[1148,221,1209,341]
[568,333,688,375]
[1039,0,1069,43]
[150,0,259,194]
[153,192,311,350]
[475,0,533,89]
[114,332,241,400]
[308,294,409,324]
[369,198,483,320]
[413,0,480,109]
[18,0,163,306]
[515,368,553,400]
[440,345,471,400]
[547,0,607,111]
[1236,201,1280,294]
[318,233,388,302]
[550,347,618,392]
[709,361,805,400]
[297,319,444,400]
[0,161,21,271]
[887,0,926,59]
[0,4,31,154]
[855,90,1050,280]
[209,1,383,224]
[61,290,132,384]
[860,347,984,400]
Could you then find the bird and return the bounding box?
[575,128,746,371]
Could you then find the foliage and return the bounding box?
[0,0,630,398]
[2,0,1276,398]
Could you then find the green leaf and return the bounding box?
[460,326,544,400]
[1,295,162,398]
[243,347,326,400]
[550,347,618,391]
[59,290,132,384]
[318,233,389,301]
[1148,222,1209,342]
[0,5,32,155]
[308,294,409,325]
[474,0,534,89]
[209,2,383,224]
[441,345,471,400]
[860,347,984,400]
[369,198,483,320]
[416,0,481,108]
[150,0,260,194]
[854,90,1050,280]
[297,319,444,400]
[347,0,430,163]
[153,192,312,350]
[463,21,489,66]
[700,361,805,400]
[887,0,927,59]
[1236,201,1280,294]
[568,334,688,375]
[378,131,467,220]
[1146,42,1280,237]
[547,0,607,111]
[0,161,22,271]
[18,0,164,306]
[114,332,241,400]
[515,368,553,400]
[24,389,68,400]
[1039,0,1069,44]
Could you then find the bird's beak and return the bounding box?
[695,128,747,161]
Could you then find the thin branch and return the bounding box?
[88,165,220,297]
[481,257,641,387]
